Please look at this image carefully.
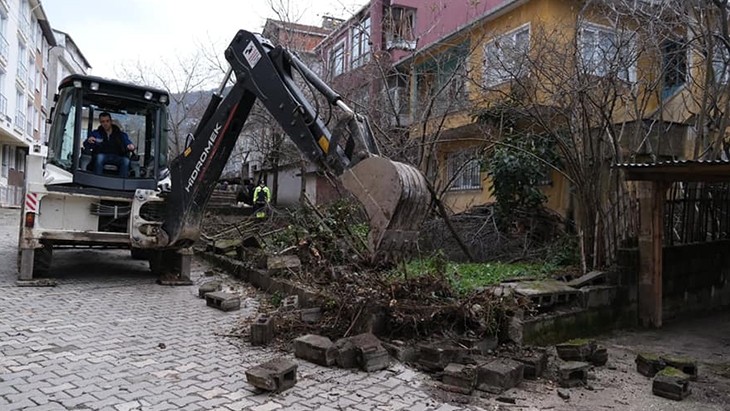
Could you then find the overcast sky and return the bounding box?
[41,0,367,79]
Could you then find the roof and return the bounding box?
[617,160,730,182]
[52,29,92,69]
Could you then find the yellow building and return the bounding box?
[403,0,724,219]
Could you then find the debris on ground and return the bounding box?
[246,358,298,392]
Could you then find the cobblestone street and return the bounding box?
[0,209,458,411]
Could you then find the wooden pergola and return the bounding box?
[620,160,730,327]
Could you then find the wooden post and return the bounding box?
[637,180,666,328]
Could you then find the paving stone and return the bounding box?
[294,334,336,366]
[653,367,691,401]
[476,358,524,394]
[246,358,297,392]
[204,291,241,312]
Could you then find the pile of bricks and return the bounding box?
[293,333,390,372]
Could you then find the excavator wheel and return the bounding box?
[340,156,430,259]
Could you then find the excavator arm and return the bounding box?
[159,30,429,256]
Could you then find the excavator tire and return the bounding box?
[341,156,430,257]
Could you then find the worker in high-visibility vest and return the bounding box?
[252,180,271,218]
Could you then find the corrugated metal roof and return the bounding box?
[617,159,730,182]
[616,159,730,168]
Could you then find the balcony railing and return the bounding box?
[16,63,27,88]
[26,120,32,136]
[15,111,25,131]
[0,94,7,117]
[0,34,8,64]
[17,15,30,42]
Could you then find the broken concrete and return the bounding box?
[198,281,221,298]
[245,358,297,392]
[558,361,590,388]
[635,353,666,377]
[567,271,610,288]
[476,358,525,394]
[250,314,274,346]
[579,286,617,309]
[443,363,477,394]
[294,334,336,366]
[204,291,240,311]
[652,367,691,401]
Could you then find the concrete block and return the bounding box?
[418,342,468,371]
[590,345,608,366]
[458,335,498,355]
[336,333,389,372]
[513,348,548,379]
[294,334,336,366]
[443,363,477,394]
[476,358,524,394]
[558,361,589,388]
[250,314,274,346]
[204,291,240,311]
[580,286,617,308]
[661,356,697,381]
[267,255,301,270]
[280,295,299,311]
[636,353,665,377]
[246,358,297,392]
[300,307,322,323]
[198,281,221,298]
[555,339,596,362]
[382,340,419,363]
[652,367,691,401]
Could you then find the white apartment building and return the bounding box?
[0,0,56,207]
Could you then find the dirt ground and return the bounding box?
[462,311,730,411]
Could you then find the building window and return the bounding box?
[579,23,636,83]
[713,40,730,85]
[447,150,482,190]
[384,6,416,50]
[351,16,371,69]
[483,25,530,87]
[662,39,687,98]
[329,39,346,77]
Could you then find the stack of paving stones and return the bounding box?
[554,339,608,388]
[294,333,390,372]
[635,352,698,401]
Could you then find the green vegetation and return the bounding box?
[392,254,556,294]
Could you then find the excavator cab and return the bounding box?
[45,75,170,191]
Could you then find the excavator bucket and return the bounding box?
[341,156,430,258]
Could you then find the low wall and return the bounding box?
[617,240,730,322]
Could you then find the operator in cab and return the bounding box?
[84,112,135,176]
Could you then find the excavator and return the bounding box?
[17,30,430,283]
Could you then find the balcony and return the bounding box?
[0,94,7,118]
[0,34,8,66]
[17,16,30,43]
[26,119,32,136]
[14,110,25,133]
[16,63,27,89]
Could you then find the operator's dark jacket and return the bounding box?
[84,124,133,156]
